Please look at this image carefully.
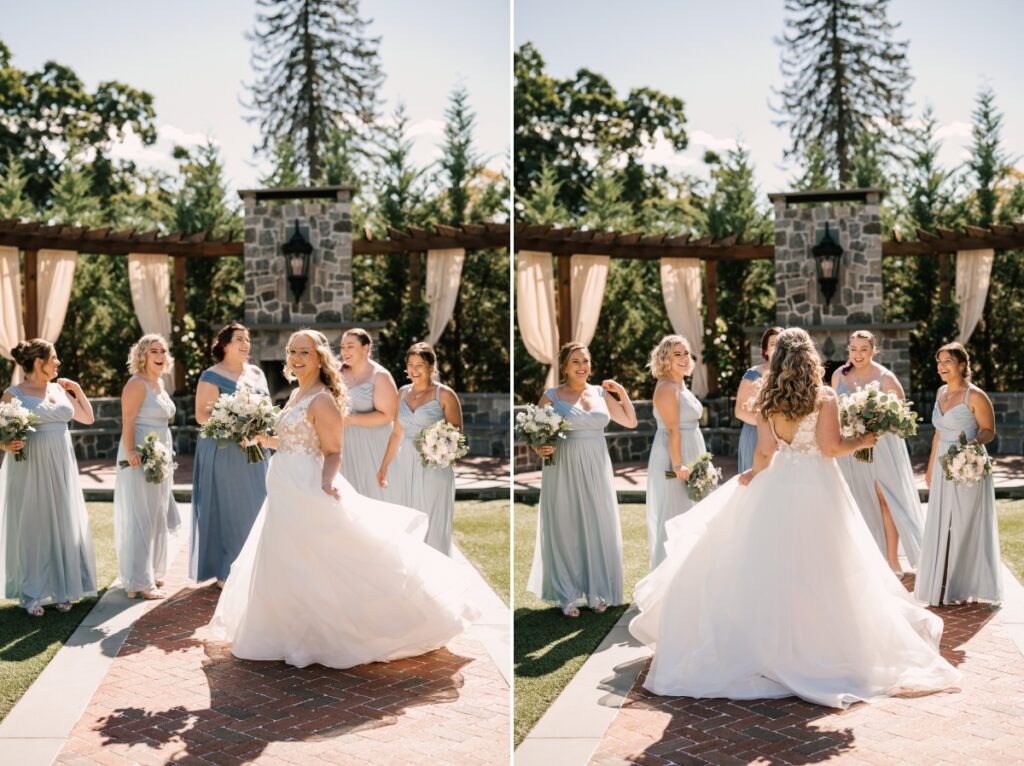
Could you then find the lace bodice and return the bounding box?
[772,408,822,456]
[275,395,322,455]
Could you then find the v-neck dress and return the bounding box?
[341,362,394,501]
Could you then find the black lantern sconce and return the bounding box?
[812,222,843,307]
[281,219,313,306]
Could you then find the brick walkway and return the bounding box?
[54,547,509,765]
[588,576,1024,765]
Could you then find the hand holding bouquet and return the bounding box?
[200,386,279,463]
[665,452,722,501]
[515,404,571,466]
[939,431,993,487]
[119,432,176,484]
[415,420,469,469]
[0,398,40,462]
[839,382,918,463]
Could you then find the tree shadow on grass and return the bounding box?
[86,583,480,763]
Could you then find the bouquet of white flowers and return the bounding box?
[515,403,571,466]
[200,386,279,463]
[665,452,722,502]
[119,432,176,484]
[0,397,40,463]
[939,431,993,487]
[415,420,469,469]
[838,381,919,463]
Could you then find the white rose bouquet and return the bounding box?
[939,431,993,487]
[665,452,722,502]
[414,420,469,469]
[515,404,571,466]
[838,381,918,463]
[119,432,176,484]
[200,386,279,463]
[0,397,40,463]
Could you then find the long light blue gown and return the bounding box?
[737,368,762,474]
[645,385,706,569]
[341,361,393,500]
[0,384,96,608]
[190,369,269,582]
[835,373,924,567]
[915,386,1003,606]
[388,385,455,555]
[114,385,180,593]
[527,385,624,609]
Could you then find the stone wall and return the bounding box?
[68,392,510,461]
[513,392,1024,473]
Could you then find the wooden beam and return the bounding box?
[703,260,719,396]
[173,255,186,393]
[23,249,38,339]
[557,253,572,348]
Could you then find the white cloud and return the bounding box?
[638,128,748,176]
[406,118,445,139]
[935,121,973,141]
[108,124,212,174]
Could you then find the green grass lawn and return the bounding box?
[513,498,1024,747]
[454,499,510,604]
[514,501,649,747]
[0,503,117,722]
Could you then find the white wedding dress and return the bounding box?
[630,400,961,709]
[209,393,478,668]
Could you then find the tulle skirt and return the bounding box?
[209,451,478,669]
[631,450,961,708]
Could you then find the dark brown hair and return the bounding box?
[760,327,784,362]
[557,342,591,383]
[211,323,249,362]
[12,339,53,373]
[936,341,971,381]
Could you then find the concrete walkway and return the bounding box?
[0,506,510,766]
[516,558,1024,766]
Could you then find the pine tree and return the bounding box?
[581,168,634,231]
[247,0,384,181]
[49,161,100,226]
[0,157,34,220]
[775,0,912,186]
[259,140,305,188]
[967,86,1011,229]
[519,160,568,226]
[438,85,480,227]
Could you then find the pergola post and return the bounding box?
[409,251,423,304]
[939,253,952,304]
[557,253,572,347]
[703,260,719,396]
[173,254,186,393]
[23,249,38,339]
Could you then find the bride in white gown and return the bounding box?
[210,330,477,668]
[630,328,960,708]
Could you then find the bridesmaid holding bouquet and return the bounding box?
[0,339,96,616]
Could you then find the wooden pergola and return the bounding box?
[0,217,510,391]
[513,218,1024,394]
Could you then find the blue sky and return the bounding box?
[515,0,1024,197]
[2,0,510,194]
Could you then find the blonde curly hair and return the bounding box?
[127,334,174,377]
[755,327,825,420]
[647,335,690,379]
[283,329,348,414]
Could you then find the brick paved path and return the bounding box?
[54,547,509,765]
[590,576,1024,765]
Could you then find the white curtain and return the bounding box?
[127,253,173,387]
[37,249,77,345]
[425,248,465,346]
[0,247,25,385]
[516,251,559,389]
[660,257,708,397]
[569,254,609,347]
[955,248,995,344]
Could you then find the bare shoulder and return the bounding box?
[818,385,838,403]
[439,384,460,404]
[969,383,993,406]
[122,376,146,395]
[309,390,342,418]
[829,368,841,388]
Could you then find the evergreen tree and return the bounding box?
[49,160,100,226]
[259,140,305,188]
[791,140,833,191]
[967,86,1011,229]
[247,0,384,181]
[0,157,34,220]
[775,0,912,186]
[519,160,568,226]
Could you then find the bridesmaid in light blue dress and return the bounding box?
[916,342,1002,606]
[115,334,180,600]
[527,342,638,617]
[646,335,707,569]
[340,329,398,500]
[735,328,781,474]
[191,323,269,585]
[378,343,462,555]
[831,330,923,575]
[0,339,96,616]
